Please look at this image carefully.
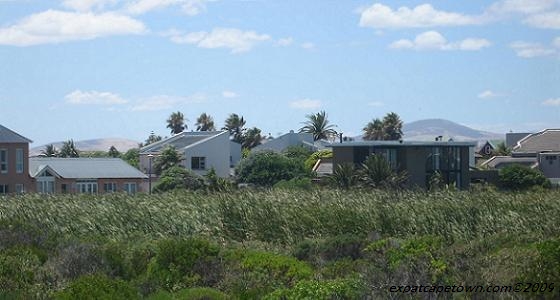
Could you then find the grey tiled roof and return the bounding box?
[513,129,560,153]
[481,156,537,169]
[29,158,147,179]
[0,124,32,143]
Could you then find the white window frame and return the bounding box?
[37,180,55,194]
[104,182,117,193]
[0,149,7,174]
[123,182,137,194]
[76,180,98,194]
[0,184,8,194]
[16,148,24,174]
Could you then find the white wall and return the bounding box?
[183,132,231,177]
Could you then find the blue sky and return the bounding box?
[1,0,559,146]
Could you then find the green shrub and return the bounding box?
[153,166,205,193]
[293,234,366,264]
[265,278,366,300]
[499,164,550,190]
[146,238,221,291]
[0,246,43,295]
[273,177,313,190]
[328,163,357,189]
[304,150,332,171]
[53,274,139,300]
[235,150,309,186]
[174,287,229,300]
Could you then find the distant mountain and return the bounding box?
[403,119,503,142]
[31,138,140,156]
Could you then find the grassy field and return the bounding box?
[1,188,559,299]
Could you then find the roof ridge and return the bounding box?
[0,124,33,143]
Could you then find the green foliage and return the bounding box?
[145,131,163,146]
[328,163,357,189]
[166,111,186,135]
[283,145,313,162]
[363,112,403,141]
[294,234,366,264]
[121,148,140,168]
[0,246,43,295]
[359,155,407,188]
[304,149,332,171]
[204,168,232,192]
[299,110,338,141]
[195,113,216,131]
[274,177,313,190]
[222,113,246,144]
[153,145,182,175]
[59,139,80,158]
[265,278,365,300]
[108,146,120,158]
[235,150,309,186]
[153,166,205,193]
[242,127,263,149]
[146,238,220,291]
[499,164,550,190]
[492,141,511,156]
[241,148,250,159]
[53,274,139,300]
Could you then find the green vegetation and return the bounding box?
[1,189,559,299]
[235,150,309,186]
[499,164,550,190]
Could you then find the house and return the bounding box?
[477,140,496,156]
[506,132,532,148]
[480,156,537,169]
[512,129,560,155]
[29,157,147,194]
[0,124,33,194]
[253,130,318,152]
[328,140,475,189]
[139,131,240,178]
[537,152,560,185]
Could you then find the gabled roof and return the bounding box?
[0,124,32,143]
[29,158,147,179]
[253,131,315,152]
[328,140,476,147]
[140,131,228,154]
[513,129,560,154]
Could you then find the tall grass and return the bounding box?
[1,188,559,244]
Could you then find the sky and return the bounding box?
[0,0,559,147]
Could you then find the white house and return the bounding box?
[139,131,240,178]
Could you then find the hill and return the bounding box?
[402,119,503,142]
[30,138,140,156]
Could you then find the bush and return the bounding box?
[359,155,407,189]
[282,145,313,162]
[304,150,332,171]
[293,234,366,264]
[53,274,139,300]
[328,163,357,189]
[235,150,309,186]
[153,166,205,193]
[146,238,221,291]
[499,164,550,190]
[265,278,366,300]
[0,246,43,295]
[273,177,313,190]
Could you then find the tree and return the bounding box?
[499,164,550,190]
[166,111,186,135]
[153,166,205,192]
[329,163,357,189]
[59,140,80,158]
[121,148,140,168]
[242,127,263,149]
[222,113,246,144]
[359,155,407,188]
[108,146,120,158]
[492,142,511,156]
[153,145,182,175]
[235,150,309,186]
[363,118,384,141]
[195,113,216,131]
[41,144,59,157]
[299,111,337,141]
[144,131,162,146]
[382,112,403,140]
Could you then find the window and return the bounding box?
[104,183,117,193]
[76,180,98,194]
[0,184,8,194]
[123,183,137,194]
[16,148,23,173]
[426,147,462,188]
[191,157,206,170]
[37,181,54,194]
[0,149,7,174]
[15,184,24,194]
[61,184,67,193]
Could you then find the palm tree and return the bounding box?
[195,113,216,131]
[108,146,120,158]
[144,131,162,146]
[166,111,186,135]
[492,142,511,156]
[59,140,80,158]
[299,110,337,141]
[242,127,263,149]
[41,144,59,157]
[382,112,403,140]
[363,118,384,140]
[222,113,246,143]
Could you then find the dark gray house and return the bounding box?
[329,140,475,189]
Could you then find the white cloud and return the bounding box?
[542,98,560,106]
[171,28,271,53]
[289,99,322,110]
[301,42,315,50]
[62,0,118,12]
[277,37,293,47]
[523,12,560,29]
[0,10,145,46]
[130,93,206,111]
[65,90,128,105]
[222,91,238,98]
[510,41,556,58]
[389,31,490,51]
[478,90,501,99]
[126,0,208,16]
[368,101,384,107]
[487,0,557,15]
[359,3,481,29]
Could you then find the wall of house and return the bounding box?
[538,153,560,182]
[230,141,241,167]
[184,133,231,177]
[0,142,33,194]
[332,147,354,168]
[43,178,145,194]
[403,147,429,188]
